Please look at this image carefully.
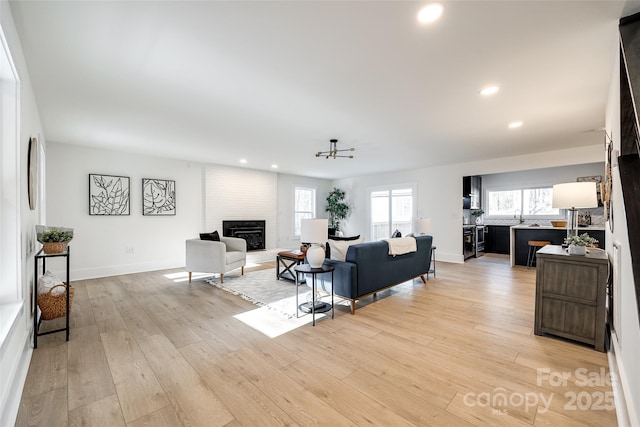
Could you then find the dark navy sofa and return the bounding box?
[312,235,433,314]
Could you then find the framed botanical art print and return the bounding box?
[142,178,176,216]
[89,174,130,215]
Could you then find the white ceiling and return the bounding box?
[9,1,640,179]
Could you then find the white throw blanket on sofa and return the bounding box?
[384,237,417,256]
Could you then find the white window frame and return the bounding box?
[293,186,316,237]
[485,185,564,221]
[368,183,417,241]
[0,26,22,346]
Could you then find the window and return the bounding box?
[487,187,560,218]
[370,186,414,240]
[294,187,315,236]
[1,29,21,345]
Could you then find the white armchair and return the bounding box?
[186,237,247,283]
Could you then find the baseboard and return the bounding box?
[609,332,638,427]
[0,322,32,427]
[55,260,185,281]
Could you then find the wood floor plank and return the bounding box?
[343,368,472,426]
[67,324,116,410]
[180,341,297,427]
[225,347,359,426]
[283,358,418,426]
[20,342,67,398]
[137,334,234,427]
[16,386,67,426]
[126,405,185,427]
[68,394,126,427]
[90,295,128,334]
[101,329,170,423]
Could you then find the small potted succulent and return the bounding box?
[36,225,74,254]
[564,233,598,256]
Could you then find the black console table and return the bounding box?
[33,246,71,348]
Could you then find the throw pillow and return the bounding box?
[326,235,361,258]
[328,237,364,262]
[391,229,402,238]
[200,231,221,241]
[38,271,65,295]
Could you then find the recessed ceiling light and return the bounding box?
[417,3,444,23]
[508,121,523,129]
[271,164,278,169]
[480,86,500,96]
[239,158,247,164]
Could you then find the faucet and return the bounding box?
[514,210,524,224]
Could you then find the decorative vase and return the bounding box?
[306,244,325,268]
[568,244,586,256]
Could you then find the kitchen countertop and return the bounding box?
[510,225,605,231]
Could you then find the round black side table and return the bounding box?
[294,264,335,326]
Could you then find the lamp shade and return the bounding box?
[414,218,432,235]
[552,182,598,209]
[301,218,328,244]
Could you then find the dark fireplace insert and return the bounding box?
[222,220,266,251]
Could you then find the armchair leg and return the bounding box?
[241,266,244,276]
[420,274,427,284]
[188,272,192,283]
[220,273,224,284]
[350,301,356,315]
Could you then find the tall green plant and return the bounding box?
[325,187,350,232]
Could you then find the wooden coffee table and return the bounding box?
[276,250,306,282]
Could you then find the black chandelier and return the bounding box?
[315,139,355,159]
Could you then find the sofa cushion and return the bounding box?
[200,230,221,241]
[328,237,364,262]
[226,250,245,264]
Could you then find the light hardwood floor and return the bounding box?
[17,255,617,426]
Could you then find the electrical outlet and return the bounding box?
[125,247,134,254]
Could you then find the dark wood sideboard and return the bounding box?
[534,245,609,352]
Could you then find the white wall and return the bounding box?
[204,164,278,249]
[605,42,640,426]
[333,145,604,264]
[0,1,45,425]
[46,142,203,280]
[276,173,332,249]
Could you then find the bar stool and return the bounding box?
[527,240,551,269]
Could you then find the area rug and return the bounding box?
[203,269,339,337]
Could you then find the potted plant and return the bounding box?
[471,209,484,225]
[564,233,598,256]
[36,225,74,254]
[325,187,350,233]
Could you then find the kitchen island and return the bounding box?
[509,225,605,267]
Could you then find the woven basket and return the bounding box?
[37,284,74,320]
[43,241,68,254]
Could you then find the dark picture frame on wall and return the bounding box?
[89,174,130,215]
[142,178,176,216]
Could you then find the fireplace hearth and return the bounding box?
[222,220,266,251]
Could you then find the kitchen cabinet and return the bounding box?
[463,176,482,209]
[485,225,510,254]
[534,245,608,352]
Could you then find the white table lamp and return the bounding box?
[552,182,598,238]
[301,218,328,268]
[414,218,432,235]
